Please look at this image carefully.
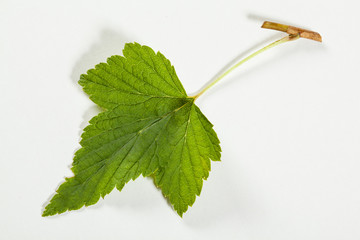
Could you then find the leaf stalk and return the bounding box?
[191,21,321,100]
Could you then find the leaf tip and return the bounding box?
[41,206,54,217]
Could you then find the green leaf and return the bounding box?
[43,42,221,217]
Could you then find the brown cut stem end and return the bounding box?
[262,21,322,42]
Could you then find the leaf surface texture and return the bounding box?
[43,43,221,217]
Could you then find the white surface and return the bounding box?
[1,0,360,239]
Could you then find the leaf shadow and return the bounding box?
[102,176,175,214]
[247,13,311,29]
[70,28,131,89]
[182,159,260,228]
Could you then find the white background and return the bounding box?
[1,0,360,239]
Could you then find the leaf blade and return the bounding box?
[43,43,221,217]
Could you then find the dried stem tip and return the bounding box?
[261,21,322,42]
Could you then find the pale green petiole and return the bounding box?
[191,34,300,100]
